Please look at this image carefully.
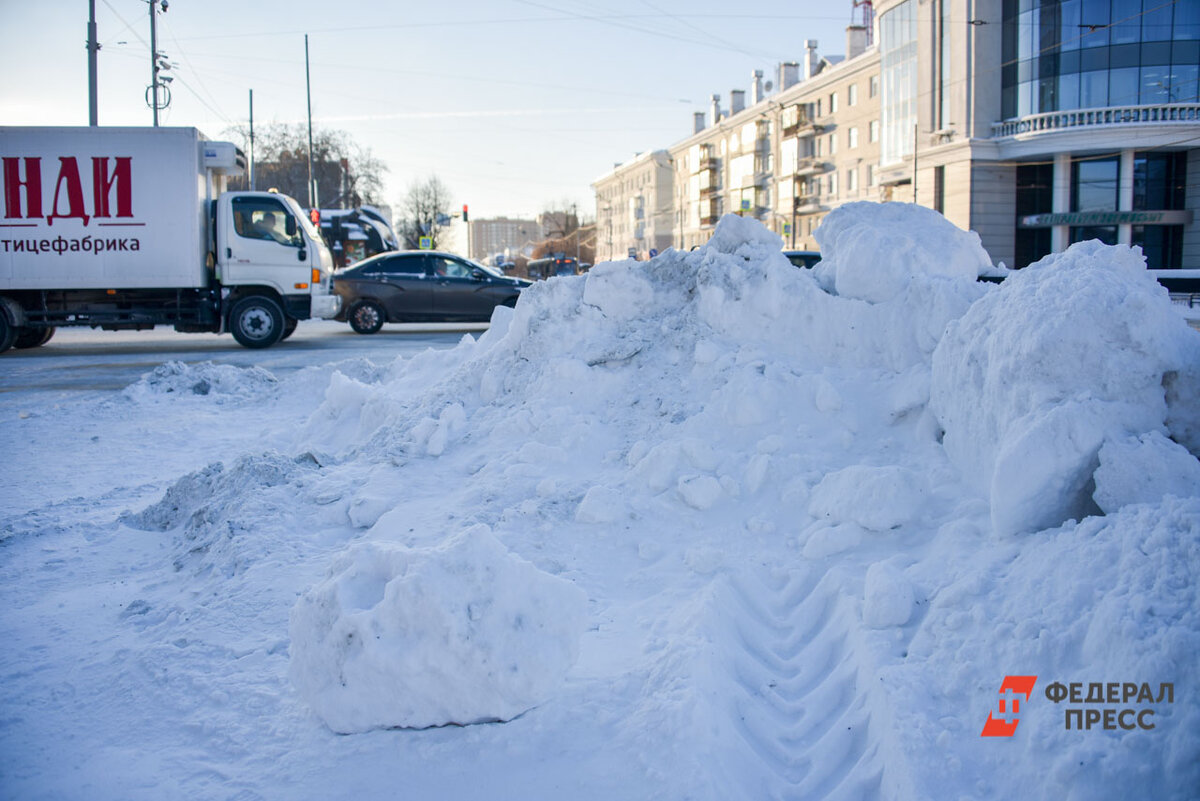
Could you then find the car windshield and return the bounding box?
[463,259,504,279]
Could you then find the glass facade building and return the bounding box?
[1002,0,1200,119]
[880,0,918,164]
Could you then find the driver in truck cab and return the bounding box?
[251,211,292,245]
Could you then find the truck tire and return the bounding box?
[0,308,16,354]
[14,326,55,349]
[229,295,285,349]
[348,300,385,335]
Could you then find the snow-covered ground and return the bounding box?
[2,205,1198,800]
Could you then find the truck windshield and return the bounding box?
[284,196,323,242]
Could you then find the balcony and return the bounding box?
[794,157,830,177]
[991,103,1200,139]
[692,157,719,173]
[783,120,823,138]
[794,195,822,214]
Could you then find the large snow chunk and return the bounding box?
[863,561,915,628]
[288,526,588,733]
[706,212,784,258]
[812,202,989,303]
[808,465,928,532]
[931,240,1200,535]
[1093,431,1200,513]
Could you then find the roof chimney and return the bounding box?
[846,25,868,59]
[751,69,765,105]
[694,111,706,134]
[730,88,746,115]
[709,93,722,126]
[779,61,800,91]
[804,39,820,80]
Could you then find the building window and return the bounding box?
[1014,162,1054,269]
[933,165,945,214]
[867,164,878,186]
[1072,155,1119,213]
[937,0,952,129]
[848,127,859,149]
[848,83,858,106]
[880,0,918,164]
[869,119,879,142]
[848,168,859,192]
[869,74,879,98]
[816,98,823,117]
[828,172,838,197]
[829,133,838,154]
[830,92,839,113]
[1001,0,1200,118]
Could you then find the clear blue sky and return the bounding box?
[1,1,855,219]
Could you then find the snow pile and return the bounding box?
[123,360,279,401]
[895,498,1200,801]
[123,450,323,575]
[13,207,1199,799]
[812,201,991,302]
[931,240,1200,535]
[288,525,587,733]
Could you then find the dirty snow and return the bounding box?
[2,203,1198,800]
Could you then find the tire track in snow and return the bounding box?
[708,566,883,800]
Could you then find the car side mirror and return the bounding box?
[472,268,486,280]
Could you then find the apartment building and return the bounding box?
[593,150,675,262]
[467,216,540,263]
[594,0,1200,280]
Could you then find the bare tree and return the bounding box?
[224,123,387,208]
[396,176,452,250]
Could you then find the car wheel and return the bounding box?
[229,295,285,349]
[348,300,385,335]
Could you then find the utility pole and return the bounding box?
[305,34,316,209]
[87,0,99,125]
[146,1,170,126]
[248,89,256,190]
[149,0,160,126]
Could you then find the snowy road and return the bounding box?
[0,320,486,393]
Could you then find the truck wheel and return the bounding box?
[0,310,16,354]
[281,318,298,340]
[348,301,385,335]
[14,326,55,349]
[229,295,285,349]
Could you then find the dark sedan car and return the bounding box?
[333,251,532,334]
[783,249,822,269]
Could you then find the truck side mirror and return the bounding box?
[285,216,297,236]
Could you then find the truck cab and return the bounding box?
[215,191,338,345]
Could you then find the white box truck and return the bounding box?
[0,126,340,352]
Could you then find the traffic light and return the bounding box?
[462,204,469,223]
[309,208,320,225]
